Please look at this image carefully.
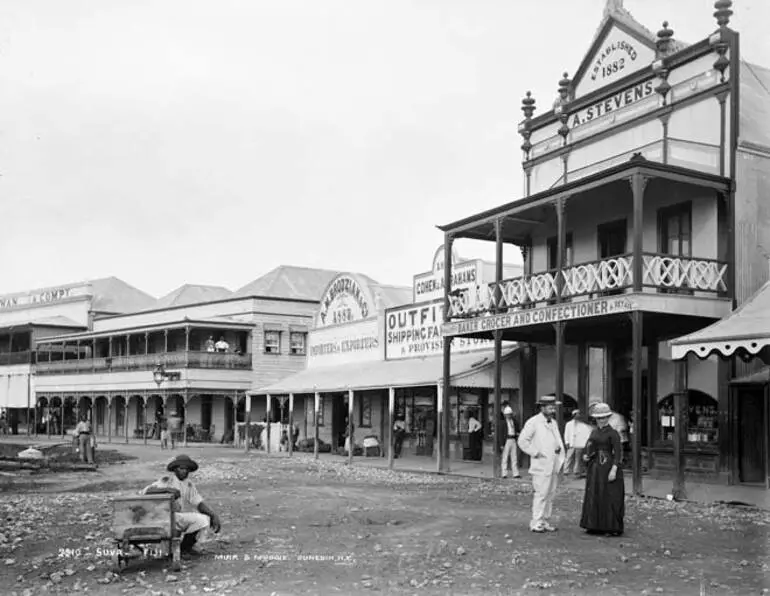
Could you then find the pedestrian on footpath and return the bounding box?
[500,405,520,479]
[580,402,625,536]
[564,409,592,478]
[517,395,565,533]
[167,410,182,450]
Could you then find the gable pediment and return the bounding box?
[573,18,658,100]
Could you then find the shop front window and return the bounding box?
[358,394,372,428]
[658,390,718,444]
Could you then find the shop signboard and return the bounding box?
[316,274,376,328]
[0,284,90,311]
[307,318,380,368]
[385,300,496,360]
[413,245,482,303]
[442,296,635,337]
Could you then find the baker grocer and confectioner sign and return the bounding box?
[0,286,81,310]
[318,275,372,327]
[385,301,493,359]
[442,297,634,336]
[570,80,654,129]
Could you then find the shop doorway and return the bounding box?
[737,387,766,484]
[331,394,348,450]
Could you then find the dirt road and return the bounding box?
[0,444,767,595]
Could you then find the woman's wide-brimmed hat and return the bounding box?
[167,454,199,473]
[590,403,613,419]
[537,395,562,406]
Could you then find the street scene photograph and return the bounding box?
[1,0,769,595]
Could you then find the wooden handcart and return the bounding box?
[110,494,181,573]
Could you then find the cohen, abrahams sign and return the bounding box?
[318,275,371,327]
[570,80,655,129]
[442,296,634,337]
[413,262,479,303]
[385,301,493,359]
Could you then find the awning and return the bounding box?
[670,281,770,361]
[252,347,519,395]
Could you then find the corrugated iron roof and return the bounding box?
[233,266,345,301]
[89,277,156,314]
[371,284,413,310]
[152,284,232,310]
[740,61,770,149]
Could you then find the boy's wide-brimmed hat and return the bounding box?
[503,406,514,415]
[537,395,561,406]
[590,402,614,419]
[167,454,199,473]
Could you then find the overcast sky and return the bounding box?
[1,0,767,298]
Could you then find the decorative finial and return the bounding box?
[558,72,571,103]
[713,0,733,28]
[521,91,536,120]
[656,21,674,57]
[604,0,623,17]
[519,91,536,159]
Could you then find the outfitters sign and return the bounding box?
[385,301,494,359]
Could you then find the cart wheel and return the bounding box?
[170,539,181,572]
[111,553,124,574]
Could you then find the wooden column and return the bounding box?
[245,393,252,453]
[672,357,688,500]
[347,389,354,465]
[555,196,566,430]
[647,339,659,453]
[124,397,129,444]
[183,392,189,448]
[493,217,503,479]
[60,399,65,437]
[46,399,51,437]
[631,311,644,495]
[388,387,395,470]
[184,327,190,367]
[266,394,272,454]
[107,397,112,444]
[92,340,97,372]
[108,337,112,358]
[436,383,443,474]
[440,235,454,474]
[232,394,238,449]
[288,393,294,457]
[631,172,647,292]
[314,392,320,460]
[142,396,148,445]
[144,333,149,355]
[126,335,130,357]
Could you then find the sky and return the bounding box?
[0,0,768,299]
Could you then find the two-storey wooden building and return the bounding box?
[26,266,340,443]
[435,0,769,491]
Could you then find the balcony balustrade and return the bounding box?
[448,253,728,318]
[34,350,253,375]
[0,351,33,366]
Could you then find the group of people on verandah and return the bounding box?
[518,396,625,536]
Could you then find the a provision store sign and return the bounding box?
[385,300,494,359]
[442,296,634,336]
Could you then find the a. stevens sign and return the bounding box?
[570,79,655,129]
[385,301,495,360]
[442,296,634,337]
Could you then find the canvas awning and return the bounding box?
[670,281,770,361]
[252,347,519,395]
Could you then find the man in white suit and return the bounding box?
[518,395,566,533]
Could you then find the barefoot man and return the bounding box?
[141,454,221,554]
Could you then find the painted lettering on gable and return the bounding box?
[590,40,638,83]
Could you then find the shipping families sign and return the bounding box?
[316,274,376,328]
[442,296,634,337]
[385,300,495,360]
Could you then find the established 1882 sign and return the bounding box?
[317,274,373,328]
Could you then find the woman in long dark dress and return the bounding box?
[580,403,625,536]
